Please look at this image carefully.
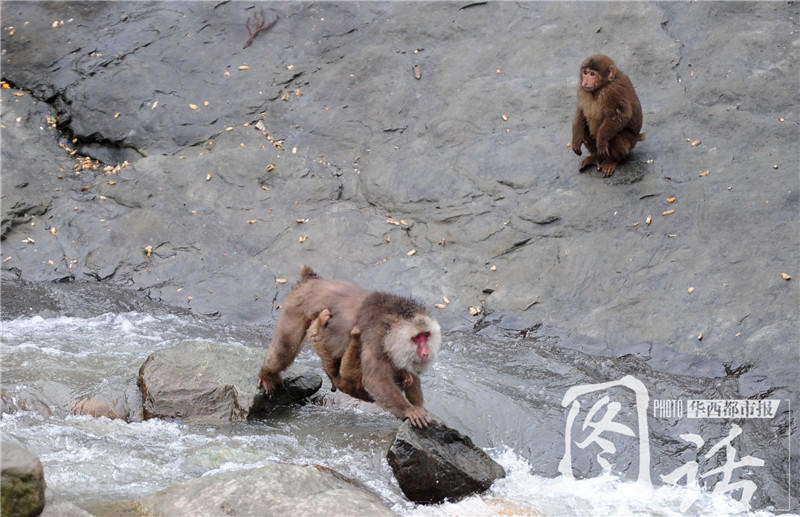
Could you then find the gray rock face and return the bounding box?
[387,417,505,504]
[137,341,321,423]
[133,463,397,517]
[1,434,46,517]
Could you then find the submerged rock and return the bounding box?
[133,462,397,517]
[386,416,505,504]
[137,341,321,423]
[71,377,143,422]
[1,433,46,517]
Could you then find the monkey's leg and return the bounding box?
[403,373,423,407]
[599,132,638,177]
[308,309,342,391]
[334,328,374,402]
[258,306,310,394]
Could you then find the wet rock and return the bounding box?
[132,462,396,517]
[387,416,505,504]
[1,434,46,517]
[1,390,52,419]
[137,341,321,423]
[71,377,143,422]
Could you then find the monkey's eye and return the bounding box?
[411,332,430,344]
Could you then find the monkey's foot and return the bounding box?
[318,308,331,327]
[598,160,617,177]
[579,155,598,172]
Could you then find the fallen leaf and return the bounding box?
[502,114,509,121]
[469,305,482,316]
[697,332,703,341]
[299,235,308,243]
[435,303,446,309]
[645,215,652,225]
[224,70,231,77]
[781,273,791,281]
[144,245,153,257]
[688,287,695,294]
[113,112,120,119]
[152,101,158,109]
[666,197,676,203]
[691,140,701,147]
[189,104,199,110]
[295,218,308,223]
[238,65,250,71]
[206,174,212,181]
[276,278,288,284]
[407,249,417,256]
[772,164,779,169]
[50,227,58,235]
[490,265,497,271]
[662,209,675,216]
[699,170,710,177]
[248,219,257,224]
[442,296,450,304]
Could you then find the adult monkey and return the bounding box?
[572,54,646,177]
[258,266,440,427]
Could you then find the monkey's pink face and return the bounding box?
[581,68,601,92]
[412,331,431,361]
[386,316,441,374]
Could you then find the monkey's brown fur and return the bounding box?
[307,311,413,401]
[258,266,440,427]
[572,54,645,177]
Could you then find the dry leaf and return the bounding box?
[113,112,121,119]
[299,235,308,243]
[224,70,231,77]
[699,170,710,177]
[662,209,675,216]
[469,305,482,316]
[206,174,212,181]
[502,114,509,121]
[238,65,250,71]
[295,218,308,224]
[248,219,257,224]
[189,104,199,110]
[152,101,158,109]
[187,296,193,301]
[50,227,58,235]
[666,197,676,203]
[144,245,153,257]
[697,332,703,341]
[22,237,35,244]
[442,296,450,304]
[772,164,779,169]
[435,303,446,309]
[687,287,695,294]
[276,278,288,284]
[781,273,791,281]
[407,249,417,256]
[645,215,652,225]
[490,265,497,271]
[690,140,701,147]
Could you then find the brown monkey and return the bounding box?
[258,266,441,427]
[307,309,414,400]
[572,54,645,177]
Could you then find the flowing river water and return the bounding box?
[0,292,787,516]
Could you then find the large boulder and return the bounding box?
[387,416,505,504]
[132,463,397,517]
[1,434,46,517]
[137,341,321,423]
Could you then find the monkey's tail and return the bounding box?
[638,132,647,142]
[299,265,319,282]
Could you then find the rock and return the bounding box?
[386,416,505,504]
[132,463,397,517]
[137,341,321,423]
[71,377,143,422]
[1,434,46,517]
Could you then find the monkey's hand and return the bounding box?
[597,139,610,159]
[404,406,430,428]
[257,368,281,396]
[571,137,584,155]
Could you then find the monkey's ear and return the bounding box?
[607,65,616,81]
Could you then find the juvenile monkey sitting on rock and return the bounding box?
[258,266,441,427]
